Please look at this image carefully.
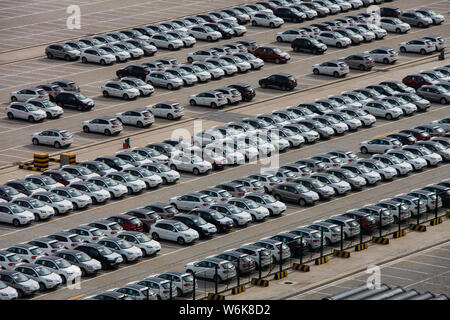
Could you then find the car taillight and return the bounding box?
[202,203,208,206]
[393,146,398,149]
[295,245,301,248]
[218,99,222,101]
[286,178,291,181]
[365,61,370,64]
[252,188,258,191]
[61,138,67,140]
[111,126,117,128]
[223,270,229,274]
[333,163,338,167]
[288,81,292,84]
[340,68,344,71]
[220,198,226,201]
[317,168,323,172]
[92,237,98,241]
[142,297,148,300]
[184,283,189,287]
[51,249,56,253]
[8,263,14,266]
[245,91,250,94]
[277,251,280,254]
[232,96,236,98]
[144,117,149,120]
[332,234,337,237]
[111,231,116,234]
[237,193,243,196]
[313,239,319,242]
[427,45,430,48]
[242,263,247,267]
[163,290,169,294]
[174,110,179,112]
[144,72,149,75]
[269,182,275,186]
[71,243,76,247]
[31,256,36,259]
[38,96,43,98]
[390,54,394,57]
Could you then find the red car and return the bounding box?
[42,170,79,186]
[399,129,430,141]
[125,209,161,232]
[253,46,291,64]
[402,74,433,89]
[107,214,144,232]
[342,212,377,233]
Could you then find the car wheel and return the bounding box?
[47,52,54,59]
[420,49,426,55]
[325,238,331,246]
[298,198,307,206]
[400,46,406,53]
[136,121,144,128]
[80,268,86,277]
[32,138,39,145]
[152,232,159,240]
[187,57,193,63]
[210,102,217,109]
[176,288,183,297]
[333,71,339,78]
[440,98,447,105]
[189,99,196,106]
[275,58,281,64]
[65,55,71,61]
[46,112,53,119]
[39,282,46,291]
[7,112,14,120]
[104,129,111,136]
[54,141,61,149]
[170,164,177,171]
[123,94,129,100]
[100,59,106,65]
[122,255,128,263]
[28,116,35,123]
[73,203,78,210]
[385,113,392,120]
[168,44,174,50]
[207,36,212,42]
[418,22,424,28]
[396,28,401,33]
[359,64,365,71]
[83,126,90,133]
[336,42,342,48]
[81,57,87,63]
[167,83,173,90]
[127,187,133,195]
[167,113,174,120]
[193,168,200,175]
[383,58,389,64]
[162,177,168,184]
[233,219,239,227]
[281,85,287,91]
[34,213,40,222]
[313,68,320,75]
[252,21,257,26]
[177,237,185,245]
[250,214,256,222]
[269,22,275,28]
[276,36,283,42]
[360,146,368,154]
[261,82,267,89]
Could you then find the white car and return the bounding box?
[114,42,144,59]
[116,231,161,256]
[106,172,146,194]
[226,198,270,222]
[141,163,180,184]
[119,78,154,97]
[366,48,399,64]
[251,12,284,28]
[317,31,351,48]
[193,129,225,147]
[276,29,308,42]
[97,237,142,262]
[189,91,228,108]
[192,61,225,79]
[26,99,63,119]
[31,192,73,215]
[0,281,18,300]
[69,225,107,243]
[214,87,242,105]
[166,31,196,47]
[362,101,403,120]
[399,39,436,55]
[12,197,54,221]
[233,52,264,70]
[116,109,154,128]
[178,64,212,82]
[122,167,162,189]
[184,257,236,281]
[150,219,199,244]
[81,47,116,65]
[32,129,73,149]
[0,203,35,226]
[6,102,46,122]
[146,101,184,120]
[361,23,388,40]
[244,193,286,216]
[51,187,92,210]
[313,60,350,77]
[82,117,123,136]
[403,146,443,166]
[387,150,427,171]
[189,25,222,41]
[102,81,139,100]
[149,34,183,50]
[87,177,128,199]
[169,154,212,175]
[205,58,238,76]
[372,154,413,176]
[187,50,220,63]
[69,182,111,204]
[34,256,82,284]
[380,17,411,33]
[10,87,49,102]
[359,137,402,154]
[169,193,216,211]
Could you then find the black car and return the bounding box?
[51,80,80,92]
[259,73,297,91]
[227,83,255,101]
[291,37,327,54]
[116,64,151,80]
[379,81,415,93]
[143,202,178,218]
[386,133,417,145]
[204,23,233,39]
[380,7,402,17]
[189,208,233,232]
[75,243,123,269]
[54,92,94,111]
[95,156,131,171]
[172,213,216,238]
[421,184,450,207]
[270,233,305,258]
[273,7,304,22]
[145,142,177,157]
[310,23,332,32]
[0,185,23,201]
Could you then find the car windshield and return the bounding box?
[74,93,87,100]
[29,199,44,208]
[174,222,189,231]
[25,104,38,112]
[97,49,109,56]
[418,147,432,155]
[55,259,71,268]
[12,273,29,283]
[75,252,91,262]
[48,194,63,202]
[67,188,83,197]
[3,187,18,195]
[10,205,25,213]
[116,239,132,249]
[296,185,309,193]
[98,246,113,255]
[327,175,340,183]
[87,183,101,192]
[34,266,52,276]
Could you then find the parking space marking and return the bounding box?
[400,260,448,269]
[419,254,450,261]
[384,266,428,275]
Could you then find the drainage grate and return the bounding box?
[283,281,297,285]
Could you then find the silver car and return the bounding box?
[146,71,183,90]
[0,270,39,298]
[45,43,80,61]
[417,85,450,105]
[54,249,102,276]
[97,237,143,263]
[14,263,62,290]
[34,256,82,284]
